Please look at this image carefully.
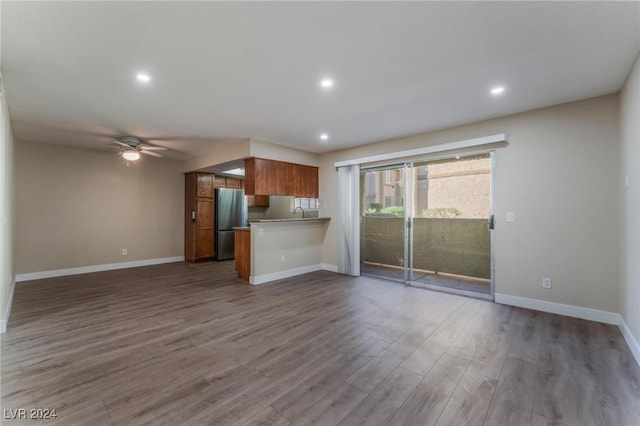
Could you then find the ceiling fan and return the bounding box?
[111,136,168,161]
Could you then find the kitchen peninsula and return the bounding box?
[234,217,331,285]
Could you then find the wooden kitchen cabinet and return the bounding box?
[195,198,214,259]
[246,195,269,207]
[306,165,319,198]
[292,164,303,196]
[225,177,243,189]
[212,175,226,188]
[185,173,215,261]
[275,161,294,195]
[234,228,251,280]
[244,157,318,198]
[196,173,214,197]
[186,172,251,261]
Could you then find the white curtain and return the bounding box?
[337,164,360,276]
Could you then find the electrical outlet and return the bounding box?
[506,211,516,223]
[121,248,128,256]
[542,277,551,289]
[259,228,264,237]
[280,255,285,263]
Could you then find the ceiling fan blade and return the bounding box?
[140,146,168,151]
[141,150,163,158]
[114,141,132,148]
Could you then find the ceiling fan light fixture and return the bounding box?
[122,151,141,161]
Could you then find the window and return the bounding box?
[294,198,319,210]
[384,170,392,185]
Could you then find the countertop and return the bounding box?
[248,217,331,223]
[232,227,251,231]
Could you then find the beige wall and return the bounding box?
[1,72,16,327]
[251,220,329,279]
[320,94,620,313]
[250,138,319,166]
[183,137,319,174]
[183,138,251,173]
[620,52,640,345]
[15,141,184,274]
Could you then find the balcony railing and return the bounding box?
[360,216,490,279]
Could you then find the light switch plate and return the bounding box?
[258,228,264,237]
[506,211,516,223]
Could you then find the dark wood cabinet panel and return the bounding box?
[253,158,275,195]
[185,173,197,261]
[195,197,214,259]
[212,175,226,188]
[244,158,256,195]
[247,195,269,207]
[234,229,251,280]
[196,229,213,259]
[196,198,213,226]
[244,157,318,198]
[275,162,294,195]
[293,164,305,197]
[307,166,319,198]
[196,174,214,197]
[226,177,242,189]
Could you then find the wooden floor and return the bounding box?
[361,262,491,296]
[2,262,639,426]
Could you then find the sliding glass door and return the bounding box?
[360,154,493,298]
[360,164,409,283]
[409,155,492,297]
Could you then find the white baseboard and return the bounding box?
[618,315,640,367]
[494,293,619,325]
[495,293,640,367]
[0,276,16,333]
[15,256,185,283]
[321,263,339,273]
[250,264,330,285]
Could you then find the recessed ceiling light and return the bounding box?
[320,78,334,89]
[136,73,151,83]
[320,133,329,141]
[491,86,505,95]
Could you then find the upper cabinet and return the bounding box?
[225,177,243,189]
[212,175,226,188]
[196,174,214,197]
[244,157,318,197]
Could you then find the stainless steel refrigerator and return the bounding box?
[215,188,248,260]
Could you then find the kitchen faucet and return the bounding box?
[292,207,305,218]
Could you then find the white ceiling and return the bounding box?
[2,2,639,160]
